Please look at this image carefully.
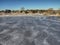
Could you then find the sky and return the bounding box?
[0,0,60,10]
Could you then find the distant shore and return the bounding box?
[0,9,60,17]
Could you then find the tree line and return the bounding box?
[0,8,60,15]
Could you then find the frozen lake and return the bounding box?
[0,16,60,45]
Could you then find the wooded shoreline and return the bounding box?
[0,8,60,16]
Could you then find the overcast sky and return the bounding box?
[0,0,60,10]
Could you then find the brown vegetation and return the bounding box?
[0,8,60,16]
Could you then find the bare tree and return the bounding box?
[20,7,25,13]
[47,8,54,15]
[21,7,25,11]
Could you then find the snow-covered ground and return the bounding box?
[0,14,59,17]
[0,16,60,45]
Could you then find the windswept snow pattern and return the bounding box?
[0,16,60,45]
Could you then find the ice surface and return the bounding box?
[0,16,60,45]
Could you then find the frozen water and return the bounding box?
[0,16,60,45]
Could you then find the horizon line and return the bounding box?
[0,8,60,10]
